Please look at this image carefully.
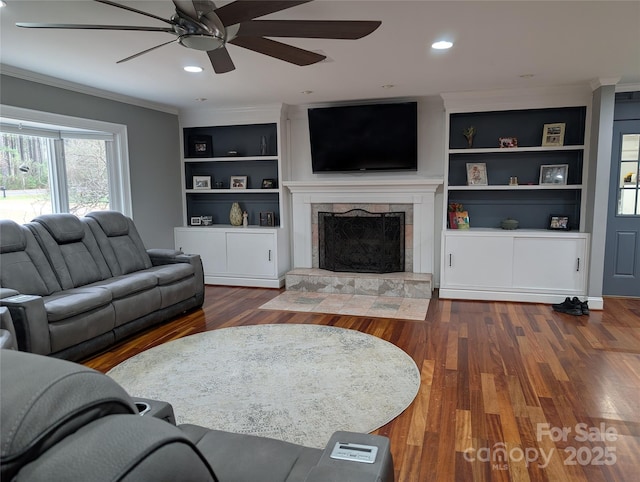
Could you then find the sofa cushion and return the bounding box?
[0,350,137,482]
[85,212,152,276]
[146,263,195,286]
[88,272,158,299]
[43,288,112,322]
[32,214,84,244]
[0,219,27,253]
[0,220,62,296]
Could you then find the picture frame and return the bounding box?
[466,162,488,186]
[200,216,213,226]
[187,135,212,157]
[193,175,211,190]
[190,216,202,226]
[261,178,276,189]
[230,175,247,189]
[455,211,470,229]
[539,164,568,185]
[499,137,518,148]
[260,211,275,227]
[548,215,570,230]
[541,123,566,147]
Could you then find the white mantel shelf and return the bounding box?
[284,178,444,274]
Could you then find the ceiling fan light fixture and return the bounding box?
[184,65,204,73]
[179,34,224,51]
[431,40,453,50]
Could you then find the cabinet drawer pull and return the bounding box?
[269,249,272,262]
[576,257,580,272]
[449,253,452,267]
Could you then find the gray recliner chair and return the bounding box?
[0,350,394,481]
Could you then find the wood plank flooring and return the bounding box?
[83,287,640,481]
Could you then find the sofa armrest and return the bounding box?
[0,295,51,355]
[147,249,205,305]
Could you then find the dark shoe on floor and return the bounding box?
[552,297,583,316]
[573,297,589,315]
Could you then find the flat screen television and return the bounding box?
[308,102,418,172]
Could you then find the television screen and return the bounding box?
[308,102,418,172]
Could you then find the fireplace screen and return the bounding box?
[319,209,405,273]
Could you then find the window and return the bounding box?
[618,133,640,215]
[0,106,130,223]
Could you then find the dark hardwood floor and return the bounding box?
[84,286,640,481]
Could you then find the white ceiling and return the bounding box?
[1,1,639,112]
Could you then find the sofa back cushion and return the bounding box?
[0,219,61,296]
[85,211,152,276]
[29,214,111,289]
[0,350,138,481]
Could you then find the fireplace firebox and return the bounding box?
[319,209,405,273]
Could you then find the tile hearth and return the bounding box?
[285,268,432,299]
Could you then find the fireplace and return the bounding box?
[319,209,405,273]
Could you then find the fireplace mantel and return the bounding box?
[284,178,443,274]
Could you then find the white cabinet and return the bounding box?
[175,226,289,288]
[441,230,589,303]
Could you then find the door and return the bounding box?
[226,232,275,277]
[603,120,640,296]
[512,236,587,294]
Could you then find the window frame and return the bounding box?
[0,104,132,216]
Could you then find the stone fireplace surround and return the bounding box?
[283,179,443,275]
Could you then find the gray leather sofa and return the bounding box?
[0,349,394,481]
[0,211,204,361]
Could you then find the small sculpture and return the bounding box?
[243,211,248,227]
[462,126,476,148]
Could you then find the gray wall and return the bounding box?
[0,74,182,248]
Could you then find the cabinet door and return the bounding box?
[512,237,586,293]
[226,232,275,277]
[175,229,227,275]
[443,235,513,289]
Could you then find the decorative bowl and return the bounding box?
[501,218,519,230]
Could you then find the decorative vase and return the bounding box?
[462,126,476,148]
[260,135,268,156]
[229,202,243,226]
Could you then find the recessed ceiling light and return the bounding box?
[184,66,204,73]
[195,98,207,102]
[431,40,453,50]
[301,90,314,95]
[519,73,535,78]
[381,84,394,89]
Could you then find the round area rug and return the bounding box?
[107,324,420,448]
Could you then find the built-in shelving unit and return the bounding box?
[439,89,592,303]
[177,106,291,287]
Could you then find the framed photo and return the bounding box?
[193,175,211,190]
[466,163,488,186]
[187,135,212,157]
[260,211,275,227]
[541,123,566,147]
[549,215,570,230]
[200,216,213,226]
[455,211,470,229]
[499,137,518,148]
[539,164,568,185]
[190,216,202,226]
[261,178,276,189]
[230,175,247,189]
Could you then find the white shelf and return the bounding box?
[186,188,279,194]
[449,145,585,154]
[184,156,278,162]
[447,184,583,191]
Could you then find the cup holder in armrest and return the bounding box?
[135,402,151,416]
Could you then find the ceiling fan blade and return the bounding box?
[94,0,173,25]
[207,47,236,73]
[236,20,381,39]
[229,36,325,66]
[116,39,177,64]
[16,23,174,33]
[172,0,199,20]
[215,1,312,27]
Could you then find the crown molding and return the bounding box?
[589,77,621,91]
[0,64,179,115]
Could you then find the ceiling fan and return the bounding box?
[16,0,382,74]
